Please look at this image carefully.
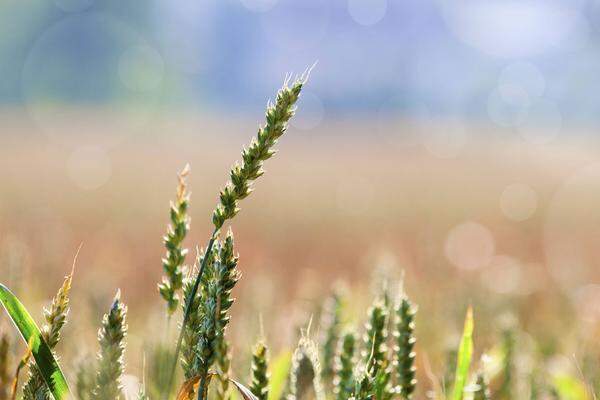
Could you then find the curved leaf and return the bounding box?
[0,284,71,400]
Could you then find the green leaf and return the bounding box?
[0,283,71,400]
[452,306,474,400]
[268,350,292,400]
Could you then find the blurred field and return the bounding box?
[2,110,600,394]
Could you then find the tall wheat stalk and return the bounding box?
[166,71,310,399]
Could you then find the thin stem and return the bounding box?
[164,227,220,400]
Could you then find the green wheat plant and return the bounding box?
[0,66,597,400]
[393,295,416,400]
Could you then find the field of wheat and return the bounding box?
[1,73,600,400]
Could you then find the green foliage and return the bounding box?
[158,165,191,315]
[250,341,269,400]
[0,283,71,400]
[93,291,127,400]
[451,307,474,400]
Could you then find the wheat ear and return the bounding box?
[92,291,127,400]
[159,164,191,315]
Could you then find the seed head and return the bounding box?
[158,165,191,315]
[93,291,128,400]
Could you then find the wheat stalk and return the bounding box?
[168,71,310,399]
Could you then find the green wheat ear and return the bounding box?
[158,164,190,315]
[211,72,309,230]
[362,300,388,375]
[250,340,270,400]
[394,296,417,399]
[23,270,73,400]
[93,291,128,400]
[354,299,392,400]
[334,329,356,400]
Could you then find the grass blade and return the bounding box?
[0,284,70,400]
[451,306,474,400]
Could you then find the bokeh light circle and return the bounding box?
[572,284,600,324]
[487,85,530,128]
[347,0,387,26]
[22,13,163,149]
[499,62,546,100]
[439,0,588,58]
[445,221,495,270]
[481,255,522,294]
[118,45,164,92]
[517,99,562,145]
[67,146,112,190]
[500,183,538,221]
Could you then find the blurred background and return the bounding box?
[2,0,600,387]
